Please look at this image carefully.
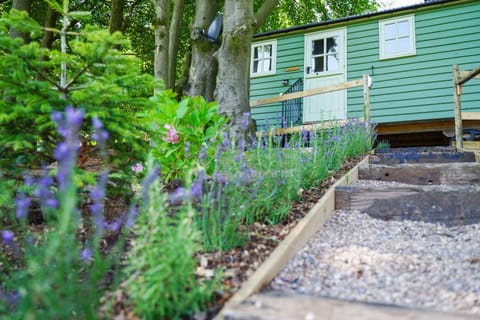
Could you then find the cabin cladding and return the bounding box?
[249,0,480,130]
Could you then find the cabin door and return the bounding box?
[304,29,346,123]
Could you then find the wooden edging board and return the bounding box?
[214,155,370,320]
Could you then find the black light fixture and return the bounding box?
[283,79,289,86]
[196,15,223,43]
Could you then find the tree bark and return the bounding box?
[41,7,58,49]
[9,0,32,42]
[183,0,221,101]
[168,0,185,90]
[215,0,255,136]
[109,0,125,34]
[152,0,170,92]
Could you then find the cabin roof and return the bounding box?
[254,0,465,39]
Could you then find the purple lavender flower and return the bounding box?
[1,230,14,244]
[141,167,160,203]
[52,107,85,192]
[240,112,250,131]
[80,247,93,262]
[221,132,229,150]
[90,171,108,234]
[199,146,207,163]
[34,168,57,210]
[105,218,122,232]
[125,205,138,229]
[190,171,205,200]
[15,191,30,219]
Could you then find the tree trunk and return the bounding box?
[215,0,255,136]
[109,0,125,34]
[168,0,185,90]
[183,0,221,101]
[9,0,32,42]
[152,0,170,92]
[41,7,58,49]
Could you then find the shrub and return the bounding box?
[141,92,229,182]
[0,9,157,198]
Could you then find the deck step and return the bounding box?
[335,184,480,225]
[358,163,480,185]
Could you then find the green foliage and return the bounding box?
[142,92,229,182]
[124,176,217,319]
[0,9,157,193]
[256,0,379,32]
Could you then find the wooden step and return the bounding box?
[223,291,478,320]
[358,163,480,185]
[335,184,480,225]
[369,151,476,165]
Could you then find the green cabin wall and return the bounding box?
[250,0,480,128]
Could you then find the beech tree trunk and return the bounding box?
[109,0,125,34]
[9,0,32,42]
[168,0,185,90]
[183,0,221,101]
[152,0,170,91]
[215,0,255,135]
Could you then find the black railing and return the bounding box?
[281,78,303,128]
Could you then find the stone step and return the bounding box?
[335,184,480,225]
[223,291,478,320]
[358,162,480,185]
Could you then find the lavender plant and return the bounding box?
[123,161,218,319]
[0,108,128,319]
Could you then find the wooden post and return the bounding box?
[363,74,371,125]
[453,64,463,150]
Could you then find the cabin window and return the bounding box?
[251,40,277,77]
[379,15,416,59]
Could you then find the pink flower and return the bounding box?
[131,162,143,174]
[163,124,179,144]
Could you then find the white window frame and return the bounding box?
[379,15,416,60]
[250,40,277,77]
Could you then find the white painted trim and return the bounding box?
[379,14,416,60]
[250,40,277,77]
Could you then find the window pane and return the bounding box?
[313,56,324,72]
[253,47,259,59]
[327,54,339,71]
[385,39,396,54]
[384,23,396,40]
[253,60,259,73]
[397,37,410,53]
[263,58,272,72]
[327,37,338,54]
[397,20,410,38]
[313,39,324,55]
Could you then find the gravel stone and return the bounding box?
[269,210,480,315]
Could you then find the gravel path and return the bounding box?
[269,209,480,315]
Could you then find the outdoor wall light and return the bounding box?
[283,79,289,86]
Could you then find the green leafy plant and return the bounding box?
[142,92,229,182]
[124,168,218,319]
